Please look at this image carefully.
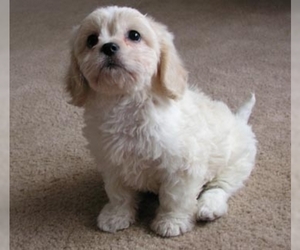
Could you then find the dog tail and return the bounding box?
[236,93,255,123]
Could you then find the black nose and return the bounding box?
[101,43,119,56]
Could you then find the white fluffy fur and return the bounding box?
[66,6,257,237]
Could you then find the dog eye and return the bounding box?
[86,34,99,48]
[128,30,141,42]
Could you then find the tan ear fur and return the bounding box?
[65,52,90,107]
[149,19,188,99]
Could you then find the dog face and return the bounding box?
[66,6,187,106]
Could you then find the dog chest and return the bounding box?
[84,97,181,168]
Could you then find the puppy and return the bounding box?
[66,6,257,237]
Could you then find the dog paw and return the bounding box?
[97,203,135,233]
[151,214,194,237]
[197,189,228,221]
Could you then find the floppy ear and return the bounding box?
[65,52,89,107]
[65,28,90,107]
[150,19,188,99]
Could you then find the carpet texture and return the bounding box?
[10,0,290,249]
[292,4,300,249]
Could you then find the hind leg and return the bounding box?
[197,187,229,221]
[197,152,255,221]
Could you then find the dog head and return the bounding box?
[66,6,188,106]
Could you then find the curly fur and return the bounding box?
[66,6,257,237]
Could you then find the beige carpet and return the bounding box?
[10,0,291,249]
[292,3,300,249]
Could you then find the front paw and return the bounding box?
[97,203,135,233]
[151,213,194,237]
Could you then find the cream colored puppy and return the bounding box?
[66,6,257,237]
